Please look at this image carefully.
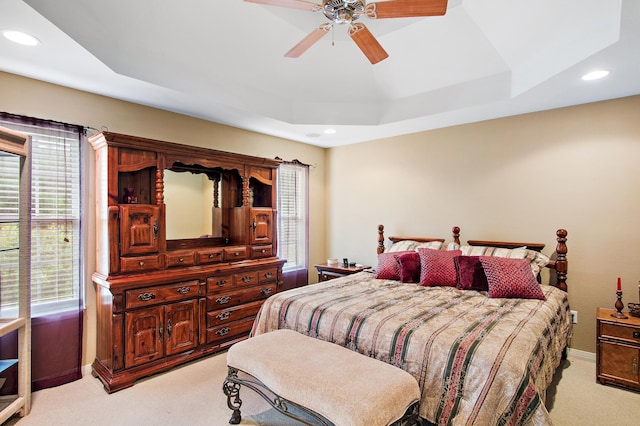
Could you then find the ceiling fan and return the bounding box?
[245,0,448,64]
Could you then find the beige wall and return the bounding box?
[0,71,327,368]
[2,70,639,361]
[327,95,640,353]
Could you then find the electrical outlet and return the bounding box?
[571,310,578,324]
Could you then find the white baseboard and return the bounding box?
[82,364,93,377]
[567,348,596,362]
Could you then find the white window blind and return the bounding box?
[277,161,309,273]
[0,114,82,317]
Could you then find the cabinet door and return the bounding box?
[600,341,640,384]
[165,299,198,356]
[250,208,273,245]
[120,205,161,255]
[125,306,164,368]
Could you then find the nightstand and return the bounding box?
[314,263,369,282]
[596,307,640,392]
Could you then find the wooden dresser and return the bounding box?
[596,307,640,392]
[89,132,285,393]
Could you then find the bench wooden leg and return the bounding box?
[222,367,243,424]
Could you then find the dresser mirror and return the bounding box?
[164,169,218,240]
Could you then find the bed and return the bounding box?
[251,225,572,425]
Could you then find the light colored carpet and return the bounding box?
[3,351,639,426]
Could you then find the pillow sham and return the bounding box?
[454,256,488,291]
[447,244,550,276]
[388,240,443,253]
[376,251,412,280]
[479,257,546,300]
[396,251,421,283]
[418,248,462,287]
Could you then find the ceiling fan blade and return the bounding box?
[349,23,389,64]
[284,24,331,58]
[244,0,321,11]
[366,0,448,19]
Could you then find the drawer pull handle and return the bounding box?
[261,249,266,253]
[178,257,184,262]
[138,292,155,302]
[139,261,145,267]
[264,272,273,279]
[242,276,251,283]
[177,286,191,295]
[209,254,215,259]
[216,327,230,336]
[216,296,231,305]
[633,331,640,339]
[217,280,227,287]
[261,287,273,296]
[216,311,231,321]
[234,252,240,256]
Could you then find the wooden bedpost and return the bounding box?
[555,229,568,292]
[452,226,460,245]
[377,224,385,255]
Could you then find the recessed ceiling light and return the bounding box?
[323,128,336,135]
[2,30,40,46]
[582,70,609,81]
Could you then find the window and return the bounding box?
[277,160,309,273]
[0,113,82,317]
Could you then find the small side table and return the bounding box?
[314,263,369,282]
[596,307,640,392]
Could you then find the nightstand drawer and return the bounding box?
[601,322,640,343]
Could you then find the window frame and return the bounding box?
[0,113,83,318]
[276,160,309,274]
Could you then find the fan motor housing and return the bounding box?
[323,0,366,24]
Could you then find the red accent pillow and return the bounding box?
[376,251,412,280]
[454,256,489,291]
[479,257,547,300]
[396,252,421,283]
[418,248,462,287]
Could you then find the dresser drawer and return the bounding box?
[224,246,248,261]
[206,300,264,328]
[126,280,199,309]
[206,283,276,310]
[251,245,273,259]
[258,268,278,283]
[206,316,255,345]
[601,322,640,344]
[207,291,243,310]
[197,248,224,265]
[206,275,235,294]
[120,254,162,273]
[243,283,277,302]
[165,250,196,268]
[235,271,259,288]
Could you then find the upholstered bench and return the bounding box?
[223,329,421,426]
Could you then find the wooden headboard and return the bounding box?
[376,224,568,292]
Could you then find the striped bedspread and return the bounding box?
[251,271,572,426]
